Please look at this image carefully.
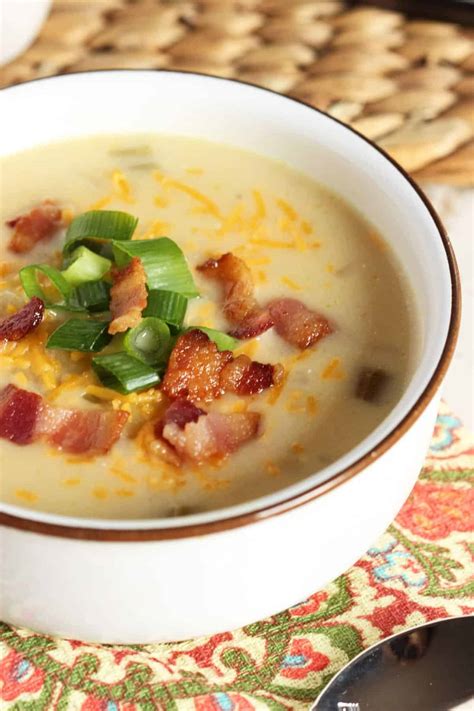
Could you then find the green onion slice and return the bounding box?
[113,238,199,298]
[46,319,111,352]
[62,246,111,287]
[144,289,188,329]
[187,326,238,351]
[20,264,74,308]
[70,280,111,313]
[63,210,138,257]
[124,317,170,367]
[92,352,160,394]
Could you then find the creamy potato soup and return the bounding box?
[0,135,414,518]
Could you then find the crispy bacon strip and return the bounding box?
[161,330,282,402]
[0,385,42,445]
[162,329,233,402]
[0,384,128,455]
[268,298,333,349]
[161,403,261,464]
[6,200,63,254]
[220,355,284,396]
[228,309,274,340]
[109,257,148,335]
[198,253,273,339]
[161,397,206,430]
[0,297,44,341]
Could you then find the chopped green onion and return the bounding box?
[20,264,74,307]
[92,352,160,394]
[124,317,170,367]
[70,280,111,313]
[46,319,111,352]
[63,210,138,257]
[187,326,239,351]
[62,246,111,287]
[144,289,188,329]
[113,238,199,298]
[108,145,152,158]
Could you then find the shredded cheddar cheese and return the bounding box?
[112,169,135,203]
[62,477,81,487]
[266,370,288,405]
[306,395,318,415]
[0,262,19,277]
[12,372,29,388]
[265,461,281,476]
[153,195,169,208]
[109,464,137,484]
[235,340,259,360]
[85,385,127,402]
[186,167,204,175]
[115,488,134,498]
[228,399,248,414]
[61,208,74,226]
[291,442,305,455]
[286,390,306,413]
[276,198,297,222]
[88,194,112,210]
[250,189,266,227]
[158,176,222,219]
[321,357,346,381]
[15,489,38,503]
[92,486,108,500]
[216,202,246,236]
[46,372,94,402]
[139,219,171,239]
[280,276,302,291]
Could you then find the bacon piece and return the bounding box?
[198,252,256,322]
[6,200,63,254]
[228,308,274,340]
[161,397,206,430]
[0,385,42,445]
[0,384,128,455]
[162,410,261,464]
[220,355,284,396]
[161,330,282,402]
[0,297,44,341]
[41,409,129,455]
[198,253,273,340]
[268,298,333,349]
[109,257,148,335]
[162,329,233,402]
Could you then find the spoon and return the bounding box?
[312,615,474,710]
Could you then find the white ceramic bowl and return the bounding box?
[0,71,459,643]
[0,0,52,65]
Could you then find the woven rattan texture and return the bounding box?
[1,0,473,184]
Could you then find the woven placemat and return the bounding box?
[1,0,473,185]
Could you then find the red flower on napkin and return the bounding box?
[281,639,330,679]
[397,481,474,540]
[0,651,44,702]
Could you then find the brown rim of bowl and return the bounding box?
[0,70,461,541]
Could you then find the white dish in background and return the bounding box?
[0,0,52,66]
[0,71,460,643]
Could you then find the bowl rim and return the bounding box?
[0,69,461,541]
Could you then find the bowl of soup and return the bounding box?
[0,71,459,643]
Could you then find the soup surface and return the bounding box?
[0,135,414,518]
